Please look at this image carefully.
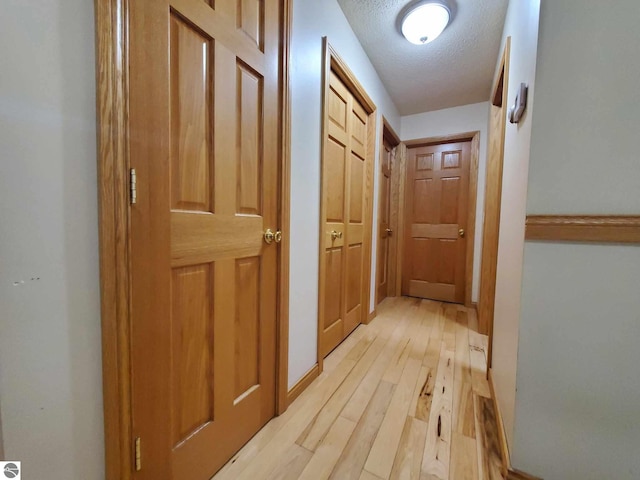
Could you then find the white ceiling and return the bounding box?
[336,0,509,115]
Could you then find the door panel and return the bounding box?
[377,138,394,303]
[129,0,281,478]
[403,141,471,304]
[170,264,213,444]
[320,70,370,357]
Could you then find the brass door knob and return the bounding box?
[458,228,465,238]
[264,228,275,244]
[330,230,343,241]
[264,229,283,244]
[385,228,393,236]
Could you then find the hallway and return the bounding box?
[212,297,503,480]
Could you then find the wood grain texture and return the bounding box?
[421,343,454,480]
[277,0,293,415]
[450,432,479,480]
[330,380,395,479]
[211,297,499,480]
[287,364,320,405]
[479,37,510,356]
[465,133,479,307]
[266,444,313,480]
[318,38,377,364]
[525,215,640,243]
[389,416,428,480]
[364,358,422,478]
[297,416,357,480]
[487,368,509,477]
[507,468,543,480]
[95,0,133,477]
[475,395,503,480]
[401,133,479,308]
[97,0,292,477]
[377,118,401,303]
[393,143,408,296]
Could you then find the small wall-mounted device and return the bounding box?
[509,83,528,124]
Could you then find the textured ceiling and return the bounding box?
[337,0,509,115]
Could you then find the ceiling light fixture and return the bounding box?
[401,1,451,45]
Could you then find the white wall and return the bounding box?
[401,102,490,303]
[515,244,640,479]
[489,0,540,447]
[0,1,104,479]
[512,1,640,478]
[289,0,400,387]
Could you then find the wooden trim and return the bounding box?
[317,38,377,372]
[96,1,293,476]
[363,114,377,324]
[481,36,511,369]
[326,44,376,115]
[367,309,377,323]
[525,215,640,244]
[487,369,544,480]
[95,0,132,478]
[403,130,478,148]
[382,116,401,146]
[507,468,543,480]
[276,0,293,415]
[376,117,401,304]
[316,38,331,375]
[465,132,480,307]
[393,143,408,296]
[488,368,510,478]
[286,364,320,405]
[400,131,480,306]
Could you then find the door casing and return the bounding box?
[317,38,377,373]
[481,38,511,365]
[94,1,293,477]
[376,118,401,304]
[397,131,481,308]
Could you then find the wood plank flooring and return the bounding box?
[212,297,503,480]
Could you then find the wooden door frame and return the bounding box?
[376,117,401,304]
[482,37,511,367]
[397,131,481,308]
[94,1,293,477]
[317,38,377,372]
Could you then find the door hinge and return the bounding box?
[134,436,142,471]
[130,168,137,205]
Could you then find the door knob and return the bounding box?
[264,229,283,245]
[385,228,393,236]
[264,229,275,244]
[330,230,343,241]
[458,228,465,238]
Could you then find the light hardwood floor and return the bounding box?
[212,297,503,480]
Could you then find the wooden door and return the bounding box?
[128,1,280,478]
[320,70,370,357]
[403,141,471,303]
[376,138,393,302]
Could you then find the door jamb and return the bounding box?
[482,37,511,368]
[376,117,401,304]
[94,1,293,477]
[399,131,481,307]
[317,38,377,373]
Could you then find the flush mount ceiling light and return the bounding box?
[401,1,451,45]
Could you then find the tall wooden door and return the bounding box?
[320,70,370,357]
[128,1,281,478]
[376,138,394,303]
[403,141,471,303]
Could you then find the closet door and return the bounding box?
[320,70,369,357]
